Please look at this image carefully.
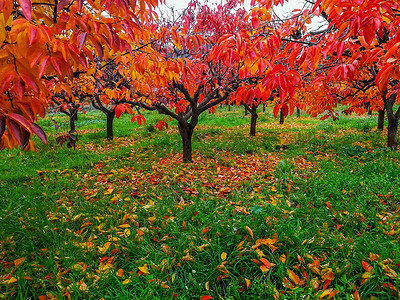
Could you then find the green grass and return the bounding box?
[1,107,400,299]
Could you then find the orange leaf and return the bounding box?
[287,269,300,285]
[116,269,124,277]
[354,290,361,300]
[244,226,253,238]
[14,257,26,267]
[245,278,251,288]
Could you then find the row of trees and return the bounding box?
[0,0,399,162]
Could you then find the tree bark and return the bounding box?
[279,108,285,125]
[296,107,301,118]
[250,105,258,136]
[383,92,399,149]
[69,116,76,133]
[178,122,194,163]
[378,109,385,130]
[387,115,398,149]
[106,112,115,140]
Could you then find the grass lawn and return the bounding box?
[1,107,400,299]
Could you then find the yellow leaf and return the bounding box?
[124,229,131,237]
[205,281,210,290]
[171,273,177,283]
[4,277,17,284]
[138,264,149,275]
[287,269,300,285]
[221,252,227,261]
[147,215,156,223]
[122,278,131,285]
[14,257,26,267]
[245,278,251,288]
[99,242,111,254]
[104,188,114,195]
[318,288,333,298]
[280,254,286,263]
[118,224,131,228]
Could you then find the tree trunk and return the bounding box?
[250,105,258,136]
[178,122,194,163]
[296,107,301,118]
[228,104,231,112]
[69,109,78,133]
[378,109,385,130]
[387,115,398,149]
[244,105,249,116]
[279,108,285,125]
[263,103,266,113]
[106,112,115,140]
[69,116,76,133]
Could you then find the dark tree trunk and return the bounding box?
[228,104,231,112]
[378,109,385,130]
[279,108,285,125]
[69,116,76,133]
[250,105,258,136]
[263,103,266,113]
[106,112,115,140]
[387,115,398,149]
[383,92,399,149]
[69,109,78,133]
[244,105,249,116]
[178,122,194,163]
[296,107,301,118]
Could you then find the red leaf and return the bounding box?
[115,104,125,119]
[8,113,33,132]
[376,64,395,93]
[51,57,62,76]
[282,103,289,117]
[362,261,373,272]
[273,104,280,118]
[251,17,260,29]
[0,65,14,94]
[6,119,30,149]
[17,0,32,20]
[199,296,213,300]
[30,122,47,144]
[78,32,88,50]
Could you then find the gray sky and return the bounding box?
[160,0,308,16]
[158,0,326,30]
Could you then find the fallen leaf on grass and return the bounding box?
[221,252,227,261]
[138,264,149,275]
[14,257,26,267]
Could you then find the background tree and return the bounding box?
[0,0,160,149]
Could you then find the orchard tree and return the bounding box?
[0,0,160,149]
[129,0,254,162]
[285,0,400,148]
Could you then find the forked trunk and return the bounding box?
[106,112,115,140]
[378,109,385,130]
[279,108,285,125]
[250,105,258,136]
[178,122,194,163]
